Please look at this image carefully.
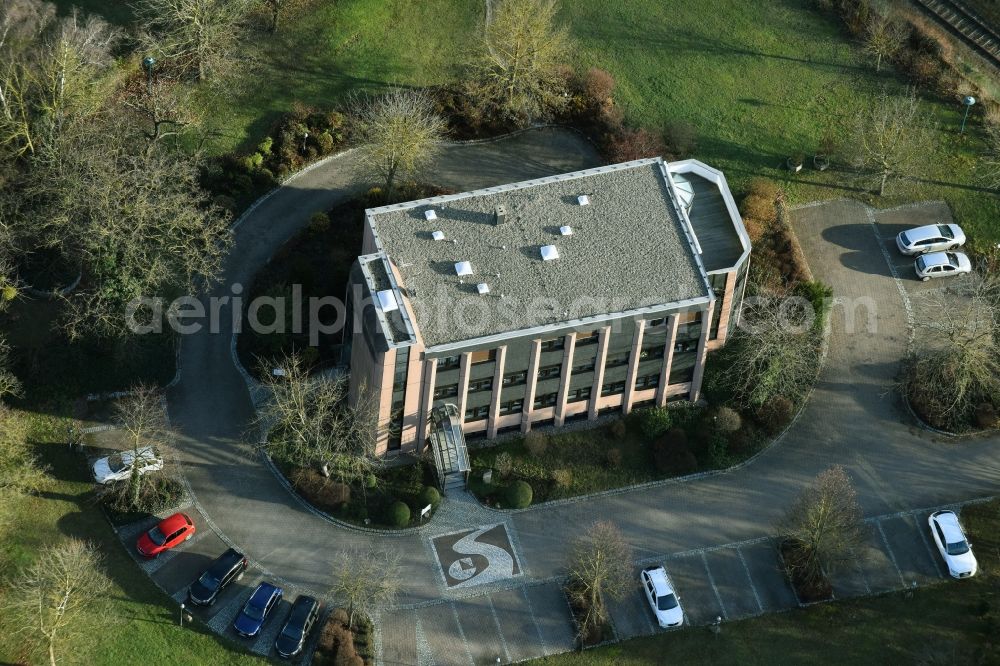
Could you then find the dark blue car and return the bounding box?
[233,582,283,638]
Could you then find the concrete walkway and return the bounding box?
[163,131,1000,664]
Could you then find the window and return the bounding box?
[677,311,701,325]
[537,363,562,380]
[533,392,558,409]
[499,399,523,416]
[635,373,660,390]
[576,330,600,346]
[436,355,460,370]
[502,371,527,387]
[468,378,494,394]
[540,337,565,352]
[601,381,626,397]
[464,405,489,422]
[605,353,629,368]
[568,386,592,403]
[648,318,666,328]
[433,384,459,399]
[573,359,596,374]
[470,349,496,365]
[674,340,696,353]
[639,345,665,361]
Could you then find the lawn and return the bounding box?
[0,410,266,666]
[534,500,1000,665]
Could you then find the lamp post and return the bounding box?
[179,602,185,627]
[961,95,976,134]
[142,56,156,95]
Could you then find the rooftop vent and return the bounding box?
[454,261,473,276]
[672,177,695,214]
[577,195,590,206]
[424,209,437,221]
[476,283,490,295]
[431,230,445,241]
[540,245,559,261]
[559,225,573,236]
[494,205,508,226]
[376,289,399,313]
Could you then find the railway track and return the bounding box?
[914,0,1000,70]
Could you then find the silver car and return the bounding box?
[896,224,965,255]
[914,251,972,281]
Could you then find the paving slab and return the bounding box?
[738,540,798,612]
[606,578,655,641]
[854,523,904,594]
[664,554,724,626]
[523,583,575,655]
[381,608,418,666]
[704,547,762,619]
[881,515,944,587]
[150,529,229,597]
[490,587,547,662]
[417,601,473,666]
[454,595,507,666]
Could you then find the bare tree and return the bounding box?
[863,13,905,73]
[850,88,936,196]
[329,545,401,629]
[9,539,111,666]
[467,0,570,124]
[108,384,175,511]
[565,521,633,642]
[353,88,446,197]
[118,72,200,149]
[778,465,864,589]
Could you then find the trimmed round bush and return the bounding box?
[714,407,742,433]
[386,501,411,527]
[505,481,533,509]
[758,395,795,434]
[638,407,672,439]
[551,468,573,489]
[419,485,441,509]
[975,403,998,429]
[309,211,330,234]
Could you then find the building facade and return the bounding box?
[343,158,751,456]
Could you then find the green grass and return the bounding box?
[534,500,1000,665]
[0,411,266,666]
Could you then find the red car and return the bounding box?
[136,512,196,558]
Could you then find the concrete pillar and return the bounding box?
[417,359,437,449]
[713,270,737,345]
[521,339,543,433]
[374,348,396,456]
[399,344,424,451]
[690,301,715,402]
[588,326,612,420]
[487,345,507,438]
[623,319,646,413]
[656,315,680,407]
[554,333,577,427]
[456,352,472,424]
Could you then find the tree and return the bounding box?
[118,71,200,149]
[850,88,935,196]
[133,0,252,82]
[863,13,905,73]
[778,465,864,590]
[329,545,401,629]
[565,521,633,641]
[256,352,383,486]
[353,88,446,197]
[467,0,571,123]
[9,539,111,666]
[108,384,174,511]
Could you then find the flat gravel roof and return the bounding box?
[366,160,709,348]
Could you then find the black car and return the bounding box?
[188,548,248,606]
[274,595,321,658]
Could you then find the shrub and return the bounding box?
[551,468,573,489]
[652,427,691,473]
[638,407,672,439]
[605,127,665,163]
[606,448,622,468]
[309,212,331,234]
[582,67,616,107]
[747,177,781,201]
[609,419,627,439]
[743,217,767,244]
[664,121,697,158]
[654,444,698,475]
[315,131,335,154]
[974,403,998,429]
[258,136,273,154]
[505,480,533,508]
[386,501,411,527]
[714,406,742,433]
[795,280,834,329]
[524,432,549,457]
[331,608,350,627]
[494,451,514,479]
[758,395,795,434]
[705,431,730,468]
[740,194,777,226]
[419,485,441,509]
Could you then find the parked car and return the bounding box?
[233,582,283,638]
[928,510,978,579]
[188,548,248,606]
[136,512,196,558]
[641,566,683,628]
[92,446,163,484]
[914,251,972,281]
[275,595,321,658]
[896,224,966,255]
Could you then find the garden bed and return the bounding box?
[314,608,373,666]
[780,539,834,604]
[565,582,615,648]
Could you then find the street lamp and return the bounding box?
[142,56,156,95]
[961,95,976,134]
[179,602,185,627]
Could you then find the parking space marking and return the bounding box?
[520,586,549,656]
[487,595,512,664]
[916,521,947,579]
[700,552,728,620]
[735,547,764,615]
[450,601,475,666]
[875,520,906,587]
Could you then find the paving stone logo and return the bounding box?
[431,524,521,589]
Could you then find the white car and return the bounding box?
[914,251,972,282]
[928,510,977,579]
[92,446,163,484]
[896,224,965,255]
[640,566,683,628]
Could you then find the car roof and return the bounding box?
[252,582,280,601]
[643,567,672,596]
[905,225,945,242]
[210,548,245,573]
[289,595,318,621]
[934,511,965,542]
[158,513,190,533]
[921,251,949,266]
